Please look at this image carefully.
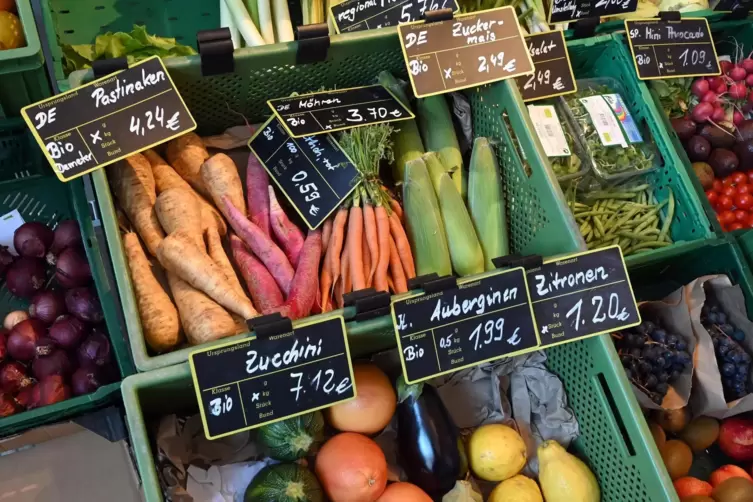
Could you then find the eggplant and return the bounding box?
[396,377,463,499]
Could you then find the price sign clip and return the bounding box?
[247,312,294,339]
[197,28,235,77]
[344,288,391,322]
[571,17,600,40]
[297,23,331,64]
[424,8,454,22]
[492,254,543,271]
[91,58,128,78]
[407,273,458,294]
[725,5,750,19]
[658,10,681,21]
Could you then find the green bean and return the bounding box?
[658,188,675,242]
[617,231,661,242]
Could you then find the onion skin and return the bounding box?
[0,328,7,362]
[6,257,47,298]
[4,310,29,331]
[35,336,56,357]
[0,361,34,394]
[48,315,86,349]
[29,375,70,409]
[71,367,103,396]
[15,386,35,409]
[32,349,72,380]
[78,332,112,369]
[65,287,104,323]
[0,245,13,278]
[14,222,54,258]
[50,220,82,257]
[0,392,17,417]
[55,246,92,289]
[29,290,66,325]
[7,319,46,361]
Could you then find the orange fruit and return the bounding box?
[326,364,396,435]
[710,464,753,487]
[674,477,713,498]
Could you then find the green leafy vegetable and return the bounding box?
[62,25,196,74]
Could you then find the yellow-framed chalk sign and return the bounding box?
[21,56,196,182]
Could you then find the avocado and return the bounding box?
[738,119,753,142]
[734,139,753,171]
[687,135,711,162]
[708,148,740,178]
[699,124,736,149]
[671,117,697,142]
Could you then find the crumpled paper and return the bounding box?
[687,275,753,419]
[185,460,275,502]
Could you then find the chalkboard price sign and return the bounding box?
[268,85,414,138]
[331,0,459,33]
[712,0,753,12]
[398,6,534,98]
[527,246,641,348]
[190,316,356,440]
[248,116,360,229]
[21,57,196,182]
[548,0,638,24]
[625,19,721,80]
[392,268,540,384]
[516,31,577,102]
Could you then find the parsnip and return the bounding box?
[167,273,238,345]
[155,188,204,249]
[201,153,246,219]
[206,225,248,301]
[165,133,210,198]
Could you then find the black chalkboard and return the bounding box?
[190,316,356,440]
[713,0,753,11]
[21,57,196,182]
[268,86,414,138]
[391,268,540,384]
[516,31,577,102]
[625,19,721,80]
[330,0,459,33]
[548,0,638,24]
[527,246,640,348]
[248,116,360,229]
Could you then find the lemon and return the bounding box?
[538,440,600,502]
[468,424,527,481]
[489,475,543,502]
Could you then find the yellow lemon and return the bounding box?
[489,475,543,502]
[468,424,527,481]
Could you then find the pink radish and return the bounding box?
[702,91,719,104]
[734,110,745,126]
[246,154,271,237]
[730,81,748,100]
[692,79,710,98]
[222,196,294,295]
[721,60,734,75]
[730,66,747,82]
[741,58,753,74]
[746,74,753,87]
[712,105,726,122]
[275,230,322,320]
[708,76,725,88]
[268,185,305,267]
[229,234,284,314]
[714,81,728,95]
[692,102,715,123]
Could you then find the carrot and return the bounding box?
[390,197,404,223]
[157,230,258,319]
[362,231,371,288]
[145,149,227,235]
[389,211,415,279]
[328,206,349,294]
[337,248,350,309]
[276,230,322,320]
[206,225,247,300]
[230,234,284,314]
[268,186,305,266]
[222,196,294,294]
[322,218,332,250]
[108,153,164,256]
[167,272,238,345]
[166,132,210,198]
[389,236,408,294]
[347,200,365,292]
[374,205,390,293]
[123,232,181,352]
[246,153,270,236]
[319,259,332,313]
[201,153,246,219]
[362,200,378,287]
[155,188,204,248]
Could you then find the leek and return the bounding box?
[220,0,241,49]
[223,0,266,46]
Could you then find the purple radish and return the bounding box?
[692,78,710,98]
[692,102,715,123]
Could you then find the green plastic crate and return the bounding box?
[93,31,680,501]
[560,34,715,267]
[0,118,135,436]
[0,0,50,117]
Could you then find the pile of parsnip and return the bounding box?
[111,132,322,353]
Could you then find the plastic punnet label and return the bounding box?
[527,105,570,157]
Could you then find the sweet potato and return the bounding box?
[167,273,238,345]
[246,154,270,236]
[165,132,210,198]
[276,229,322,320]
[123,232,181,352]
[109,153,164,256]
[201,153,246,219]
[155,188,203,248]
[230,234,284,314]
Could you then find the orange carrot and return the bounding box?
[362,201,379,287]
[319,262,332,312]
[348,203,365,292]
[389,211,415,279]
[389,236,408,294]
[329,207,348,295]
[374,205,390,293]
[389,198,404,223]
[362,231,371,288]
[322,218,333,250]
[337,250,350,309]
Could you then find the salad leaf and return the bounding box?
[62,25,196,75]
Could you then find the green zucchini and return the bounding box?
[244,463,323,502]
[256,411,324,461]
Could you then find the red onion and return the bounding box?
[0,329,7,362]
[6,257,47,298]
[0,245,13,279]
[0,361,34,393]
[65,287,103,323]
[7,318,46,361]
[29,290,66,325]
[48,315,86,349]
[4,310,29,330]
[32,349,71,380]
[29,375,70,409]
[14,222,54,258]
[78,332,112,369]
[55,246,91,288]
[49,220,82,258]
[0,392,17,417]
[71,367,103,396]
[35,336,56,357]
[15,385,36,409]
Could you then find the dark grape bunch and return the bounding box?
[612,320,693,405]
[701,302,751,401]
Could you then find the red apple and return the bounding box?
[710,465,753,487]
[719,417,753,462]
